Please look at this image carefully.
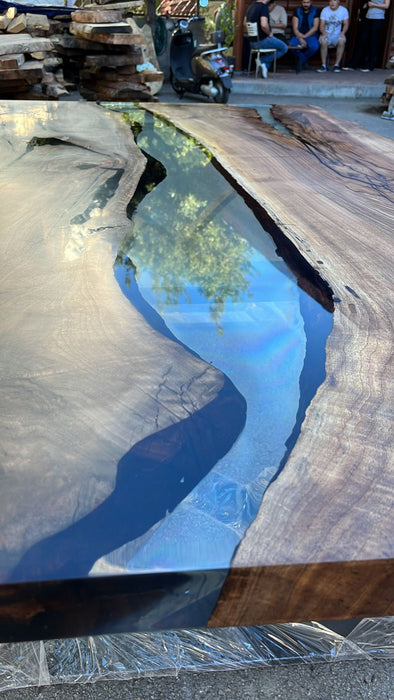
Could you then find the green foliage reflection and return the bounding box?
[119,110,254,333]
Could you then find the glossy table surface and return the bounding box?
[0,100,393,642]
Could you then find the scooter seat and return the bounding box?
[193,44,218,57]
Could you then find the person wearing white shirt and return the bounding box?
[317,0,349,72]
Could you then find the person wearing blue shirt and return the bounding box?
[289,0,320,73]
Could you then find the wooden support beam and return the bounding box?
[234,0,246,71]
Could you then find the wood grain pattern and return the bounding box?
[0,34,53,56]
[142,103,394,624]
[69,22,144,45]
[208,560,394,625]
[0,101,231,583]
[0,61,43,83]
[71,9,124,23]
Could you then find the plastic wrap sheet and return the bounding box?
[338,618,394,659]
[1,618,394,691]
[0,641,49,692]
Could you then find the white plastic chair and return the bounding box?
[246,21,277,77]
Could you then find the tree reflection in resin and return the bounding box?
[117,111,255,334]
[101,109,332,575]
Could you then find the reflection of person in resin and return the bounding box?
[11,374,246,582]
[1,102,247,585]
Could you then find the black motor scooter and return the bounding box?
[169,18,233,104]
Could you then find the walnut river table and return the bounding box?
[0,100,393,643]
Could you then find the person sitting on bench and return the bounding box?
[288,0,320,73]
[317,0,349,72]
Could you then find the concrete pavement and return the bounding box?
[231,65,387,98]
[1,656,394,699]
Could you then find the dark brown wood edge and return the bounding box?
[211,155,334,313]
[0,569,227,643]
[208,559,394,628]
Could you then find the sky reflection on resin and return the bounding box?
[99,110,332,575]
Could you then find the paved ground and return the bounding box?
[231,65,388,98]
[1,657,394,699]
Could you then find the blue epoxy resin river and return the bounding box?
[100,108,333,575]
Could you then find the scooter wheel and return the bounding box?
[213,80,230,104]
[170,70,185,97]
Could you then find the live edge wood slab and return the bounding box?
[142,103,394,627]
[0,100,244,641]
[0,101,393,642]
